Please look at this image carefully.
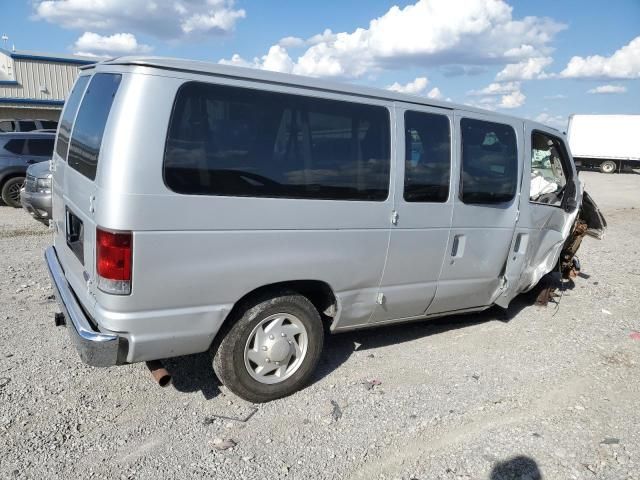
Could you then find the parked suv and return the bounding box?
[46,58,606,403]
[0,119,58,133]
[0,132,55,207]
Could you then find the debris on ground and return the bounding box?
[363,379,382,391]
[212,438,237,451]
[600,437,620,445]
[330,400,342,421]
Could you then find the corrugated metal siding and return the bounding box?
[0,107,61,120]
[0,59,80,101]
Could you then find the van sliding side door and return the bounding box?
[369,104,454,323]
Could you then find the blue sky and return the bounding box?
[2,0,639,130]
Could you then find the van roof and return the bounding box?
[91,55,546,130]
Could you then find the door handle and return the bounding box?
[451,234,465,258]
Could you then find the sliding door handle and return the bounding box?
[451,234,465,258]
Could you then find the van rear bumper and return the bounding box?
[45,246,124,367]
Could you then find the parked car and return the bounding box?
[568,114,640,173]
[0,119,58,133]
[0,131,55,207]
[45,57,606,403]
[20,160,52,224]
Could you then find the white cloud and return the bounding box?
[221,0,564,79]
[587,84,628,94]
[72,32,152,57]
[218,53,252,68]
[220,45,295,73]
[560,36,640,79]
[278,36,305,48]
[533,112,566,130]
[34,0,245,40]
[181,8,246,35]
[466,81,524,108]
[543,93,567,100]
[259,45,295,73]
[468,81,521,96]
[495,56,552,81]
[427,87,443,100]
[498,89,526,108]
[387,77,429,95]
[385,77,445,100]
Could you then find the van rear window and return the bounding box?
[56,75,89,161]
[164,82,390,201]
[68,73,121,180]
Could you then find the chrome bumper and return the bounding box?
[20,188,52,222]
[45,246,123,367]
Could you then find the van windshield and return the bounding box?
[68,73,122,180]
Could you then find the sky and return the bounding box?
[1,0,639,131]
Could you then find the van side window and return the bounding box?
[68,74,122,180]
[0,121,14,132]
[56,75,90,161]
[164,82,390,201]
[404,111,450,202]
[530,132,568,206]
[460,118,517,204]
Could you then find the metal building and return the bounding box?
[0,48,94,122]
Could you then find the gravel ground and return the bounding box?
[1,170,639,480]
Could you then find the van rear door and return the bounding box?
[52,73,122,312]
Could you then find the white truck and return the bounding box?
[567,114,640,173]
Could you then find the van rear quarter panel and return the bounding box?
[92,68,393,359]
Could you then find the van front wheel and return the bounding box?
[213,292,324,403]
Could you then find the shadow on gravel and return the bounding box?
[163,275,568,400]
[313,275,566,386]
[489,455,541,480]
[164,352,221,400]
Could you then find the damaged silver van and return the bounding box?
[45,57,606,402]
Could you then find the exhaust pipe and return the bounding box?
[146,360,172,387]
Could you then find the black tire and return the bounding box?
[1,177,24,208]
[599,160,617,174]
[213,291,324,403]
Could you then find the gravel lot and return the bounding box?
[1,170,639,480]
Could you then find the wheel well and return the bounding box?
[226,280,338,326]
[0,173,25,190]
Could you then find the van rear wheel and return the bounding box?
[600,160,617,174]
[213,292,324,403]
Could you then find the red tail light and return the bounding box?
[96,228,132,295]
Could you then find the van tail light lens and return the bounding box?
[96,228,132,295]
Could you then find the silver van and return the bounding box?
[45,57,605,402]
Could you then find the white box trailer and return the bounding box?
[567,114,640,173]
